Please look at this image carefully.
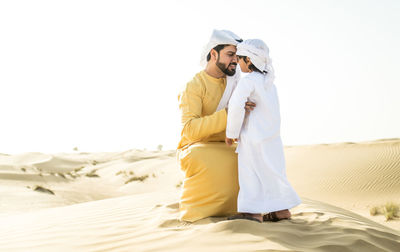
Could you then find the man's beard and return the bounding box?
[216,56,236,76]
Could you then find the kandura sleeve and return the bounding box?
[226,78,254,139]
[178,82,227,142]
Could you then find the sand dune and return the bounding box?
[0,140,400,251]
[285,139,400,230]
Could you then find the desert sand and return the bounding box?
[0,139,399,251]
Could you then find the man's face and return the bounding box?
[215,45,238,76]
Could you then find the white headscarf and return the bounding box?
[236,39,275,85]
[200,29,242,67]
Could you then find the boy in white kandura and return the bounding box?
[226,39,301,223]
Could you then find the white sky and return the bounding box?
[1,0,399,153]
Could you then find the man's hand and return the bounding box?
[245,101,256,112]
[225,137,237,146]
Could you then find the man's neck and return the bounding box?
[205,64,226,79]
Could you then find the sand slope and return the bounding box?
[285,139,400,230]
[0,196,399,251]
[1,139,400,251]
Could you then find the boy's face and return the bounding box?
[238,57,251,73]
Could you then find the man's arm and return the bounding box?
[178,82,227,142]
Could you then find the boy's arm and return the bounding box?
[178,82,227,142]
[226,78,254,139]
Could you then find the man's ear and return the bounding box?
[211,49,218,61]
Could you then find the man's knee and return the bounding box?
[179,143,237,177]
[179,145,205,177]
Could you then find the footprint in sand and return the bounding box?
[166,202,179,209]
[31,185,55,195]
[158,219,182,228]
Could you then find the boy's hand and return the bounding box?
[225,137,237,146]
[245,101,256,112]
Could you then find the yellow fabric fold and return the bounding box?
[177,142,239,222]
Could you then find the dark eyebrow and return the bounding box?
[226,51,236,54]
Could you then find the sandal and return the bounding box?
[227,213,262,223]
[263,212,290,222]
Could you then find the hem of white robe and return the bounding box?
[237,196,301,214]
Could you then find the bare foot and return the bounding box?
[227,212,263,223]
[274,209,291,219]
[248,213,263,222]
